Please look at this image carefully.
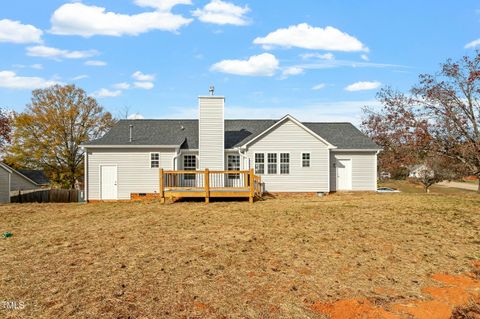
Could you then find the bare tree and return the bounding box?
[363,52,480,192]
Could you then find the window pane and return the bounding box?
[302,153,310,167]
[183,155,196,180]
[255,153,264,174]
[267,153,277,174]
[255,164,264,174]
[280,153,289,174]
[151,153,160,168]
[227,155,240,179]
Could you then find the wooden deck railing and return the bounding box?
[159,168,262,203]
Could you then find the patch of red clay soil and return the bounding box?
[310,298,400,319]
[311,265,480,319]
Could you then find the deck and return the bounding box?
[160,169,263,203]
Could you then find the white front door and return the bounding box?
[101,165,118,200]
[336,159,352,190]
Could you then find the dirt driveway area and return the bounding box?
[438,181,479,192]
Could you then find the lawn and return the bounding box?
[1,189,480,318]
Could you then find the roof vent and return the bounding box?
[129,124,133,142]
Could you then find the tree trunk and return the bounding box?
[424,184,430,193]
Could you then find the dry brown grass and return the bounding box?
[1,191,480,318]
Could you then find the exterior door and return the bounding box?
[100,165,118,200]
[336,159,352,190]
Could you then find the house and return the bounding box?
[82,94,380,201]
[0,162,50,203]
[0,162,12,203]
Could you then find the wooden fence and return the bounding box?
[10,189,81,203]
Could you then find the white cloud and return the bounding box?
[0,70,59,89]
[0,19,43,44]
[50,2,192,37]
[92,88,122,98]
[85,60,107,66]
[300,52,334,60]
[133,81,155,89]
[192,0,250,26]
[211,53,279,76]
[128,113,145,119]
[72,75,89,81]
[465,39,480,49]
[31,64,43,70]
[254,23,368,52]
[27,45,99,60]
[360,54,369,61]
[113,82,131,89]
[281,66,304,78]
[132,71,155,81]
[12,63,43,70]
[295,59,406,70]
[345,81,381,92]
[312,83,326,90]
[134,0,192,11]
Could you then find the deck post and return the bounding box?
[249,168,254,204]
[204,169,210,203]
[160,168,165,204]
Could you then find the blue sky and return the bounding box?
[0,0,479,123]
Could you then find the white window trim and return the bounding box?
[254,152,292,175]
[267,152,278,175]
[150,152,160,168]
[279,152,290,175]
[301,152,311,168]
[254,152,265,175]
[183,154,197,171]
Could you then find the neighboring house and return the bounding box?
[82,94,380,201]
[0,162,12,203]
[0,162,50,203]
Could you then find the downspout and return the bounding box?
[172,149,182,170]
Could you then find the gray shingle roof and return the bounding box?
[17,170,50,185]
[84,119,379,150]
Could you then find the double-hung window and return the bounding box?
[255,153,265,174]
[302,153,310,168]
[280,153,290,174]
[150,153,160,168]
[183,155,196,180]
[267,153,277,174]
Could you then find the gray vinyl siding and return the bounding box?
[246,119,330,192]
[0,167,10,203]
[198,97,224,170]
[10,171,39,192]
[330,151,377,191]
[87,148,175,200]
